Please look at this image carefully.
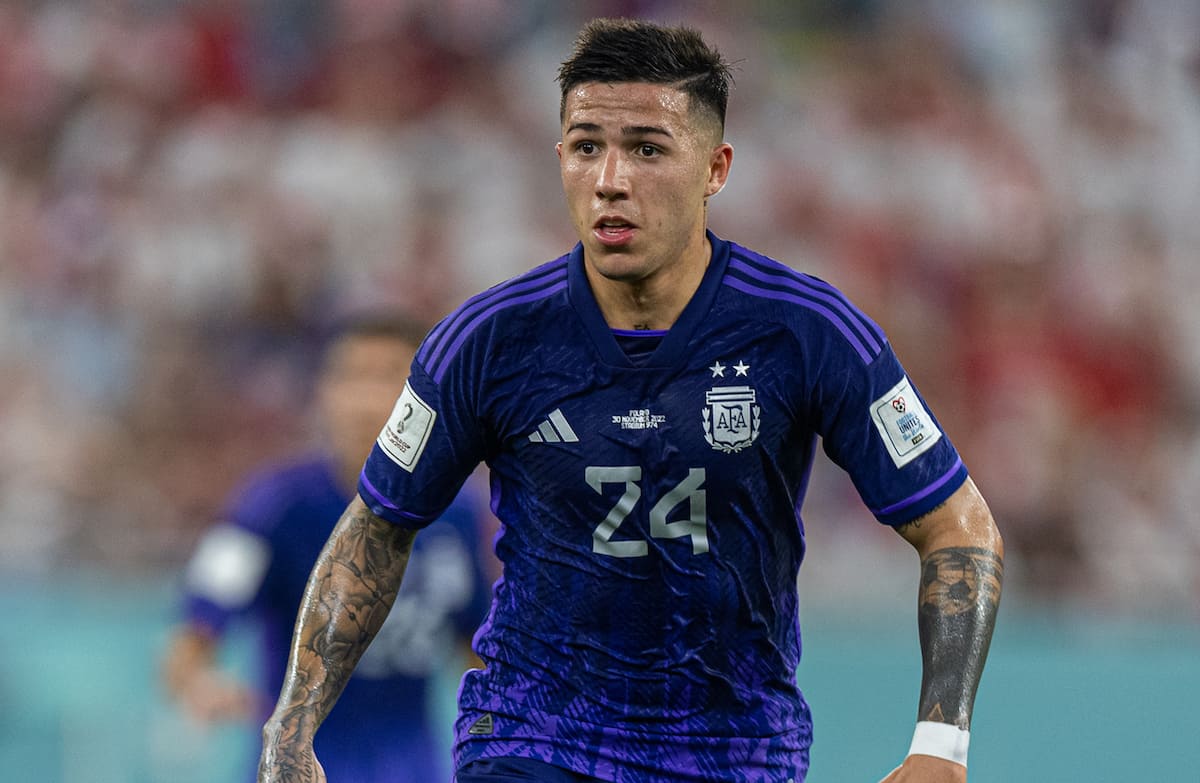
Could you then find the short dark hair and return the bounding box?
[557,18,734,133]
[323,309,429,352]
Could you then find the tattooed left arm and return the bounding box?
[882,477,1003,782]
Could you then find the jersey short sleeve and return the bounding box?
[181,471,287,634]
[359,353,488,529]
[812,340,966,526]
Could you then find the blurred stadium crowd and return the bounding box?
[1,0,1198,617]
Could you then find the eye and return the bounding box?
[576,141,597,155]
[637,144,660,157]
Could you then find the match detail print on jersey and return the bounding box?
[869,376,942,468]
[378,381,437,472]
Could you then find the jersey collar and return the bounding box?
[567,230,732,369]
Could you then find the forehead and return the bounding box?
[562,81,693,130]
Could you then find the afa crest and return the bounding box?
[702,386,760,453]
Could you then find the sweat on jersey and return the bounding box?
[359,232,968,783]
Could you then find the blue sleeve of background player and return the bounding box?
[181,473,282,634]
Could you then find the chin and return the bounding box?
[593,258,652,283]
[583,241,638,270]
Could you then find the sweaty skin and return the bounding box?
[258,498,416,783]
[557,81,732,331]
[882,477,1003,783]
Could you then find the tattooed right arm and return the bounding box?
[258,495,416,783]
[883,477,1002,782]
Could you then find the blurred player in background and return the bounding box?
[163,311,494,783]
[259,18,1003,783]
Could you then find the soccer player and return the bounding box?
[163,311,493,783]
[258,18,1003,783]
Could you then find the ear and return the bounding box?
[555,141,563,162]
[704,143,734,198]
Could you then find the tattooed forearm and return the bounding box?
[259,499,415,782]
[289,504,414,718]
[915,546,1003,729]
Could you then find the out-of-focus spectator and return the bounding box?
[1,0,1197,617]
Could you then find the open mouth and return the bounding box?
[594,218,636,245]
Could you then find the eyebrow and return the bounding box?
[565,122,674,139]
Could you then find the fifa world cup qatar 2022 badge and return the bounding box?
[703,386,761,453]
[378,381,437,473]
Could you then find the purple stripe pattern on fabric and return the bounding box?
[723,276,877,364]
[359,471,431,525]
[873,457,964,516]
[728,254,886,354]
[418,262,568,366]
[429,279,568,383]
[417,263,568,381]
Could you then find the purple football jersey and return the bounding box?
[360,232,967,782]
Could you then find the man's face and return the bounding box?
[317,333,414,486]
[557,81,732,285]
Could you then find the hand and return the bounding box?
[178,670,257,724]
[162,628,258,724]
[879,755,967,783]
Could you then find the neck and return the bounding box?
[586,235,711,331]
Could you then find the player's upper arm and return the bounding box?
[893,477,1003,558]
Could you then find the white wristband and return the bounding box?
[907,721,969,767]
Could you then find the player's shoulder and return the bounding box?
[416,253,572,381]
[224,454,339,534]
[443,253,571,327]
[721,240,857,314]
[720,240,888,365]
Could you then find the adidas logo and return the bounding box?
[527,408,578,443]
[467,713,494,735]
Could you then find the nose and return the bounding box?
[595,149,629,200]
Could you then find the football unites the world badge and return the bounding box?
[703,386,760,453]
